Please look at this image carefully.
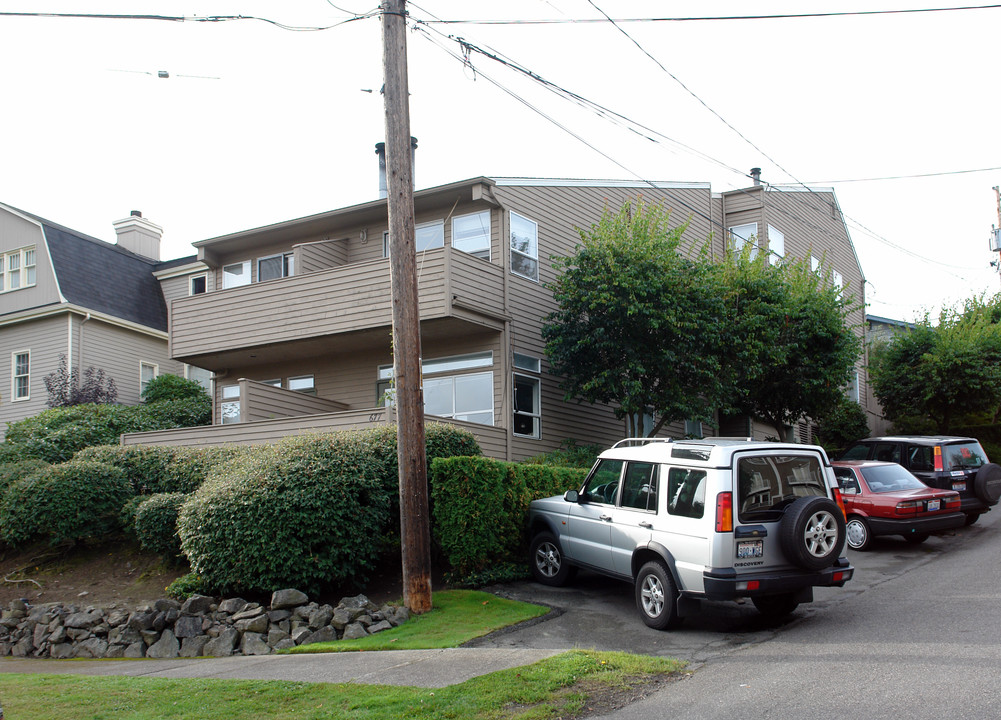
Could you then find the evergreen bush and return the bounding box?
[0,460,131,547]
[134,492,187,560]
[0,459,49,494]
[74,444,241,494]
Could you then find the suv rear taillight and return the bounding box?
[831,487,847,520]
[933,446,944,472]
[715,492,733,533]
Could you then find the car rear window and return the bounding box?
[859,464,926,492]
[839,444,871,460]
[943,442,988,471]
[737,455,828,522]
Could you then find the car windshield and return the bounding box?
[943,443,987,470]
[859,464,926,493]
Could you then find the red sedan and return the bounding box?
[831,460,965,551]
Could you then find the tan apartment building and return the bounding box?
[0,203,206,439]
[124,173,868,460]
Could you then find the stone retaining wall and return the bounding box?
[0,589,409,659]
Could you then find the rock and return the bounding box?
[267,609,291,623]
[48,626,67,645]
[342,623,368,640]
[109,626,142,646]
[104,645,126,658]
[106,609,130,628]
[181,595,215,615]
[140,629,161,646]
[291,626,313,645]
[331,607,351,631]
[147,629,180,659]
[179,635,210,658]
[124,641,146,658]
[368,620,393,634]
[272,638,296,651]
[308,606,334,630]
[9,599,29,613]
[152,611,167,632]
[301,626,337,645]
[153,599,181,613]
[64,610,103,629]
[240,632,272,655]
[231,606,264,622]
[129,611,156,632]
[32,624,48,648]
[355,614,373,627]
[393,607,410,626]
[10,638,32,657]
[204,628,239,657]
[270,589,308,610]
[49,643,75,659]
[217,598,248,615]
[267,628,291,646]
[77,638,109,658]
[174,615,204,639]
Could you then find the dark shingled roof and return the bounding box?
[10,206,196,331]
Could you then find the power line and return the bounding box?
[0,11,373,31]
[790,166,1001,184]
[420,4,1001,25]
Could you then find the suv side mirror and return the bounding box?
[564,489,579,503]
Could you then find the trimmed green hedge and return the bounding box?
[178,424,481,595]
[74,445,241,495]
[0,460,132,547]
[134,493,187,560]
[0,459,49,494]
[2,398,212,463]
[430,456,586,584]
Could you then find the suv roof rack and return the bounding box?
[610,437,675,449]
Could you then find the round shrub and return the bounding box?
[0,460,132,547]
[178,435,393,595]
[140,374,210,404]
[75,445,241,495]
[0,459,49,494]
[134,493,187,560]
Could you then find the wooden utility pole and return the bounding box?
[382,0,432,614]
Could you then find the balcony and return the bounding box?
[170,248,508,368]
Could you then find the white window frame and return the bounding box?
[140,362,159,396]
[189,273,208,295]
[766,225,784,265]
[510,211,539,281]
[378,351,494,381]
[849,371,860,404]
[423,371,495,426]
[383,219,445,258]
[11,350,30,401]
[811,255,821,273]
[1,246,36,293]
[222,260,251,289]
[288,375,316,395]
[221,385,241,424]
[513,373,541,439]
[452,210,491,260]
[184,364,213,393]
[257,253,295,282]
[729,223,758,258]
[513,352,541,374]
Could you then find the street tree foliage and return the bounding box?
[719,248,863,440]
[869,293,1001,433]
[43,355,118,408]
[543,200,863,438]
[543,200,728,437]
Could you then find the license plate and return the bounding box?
[926,499,940,511]
[737,540,763,559]
[952,482,967,491]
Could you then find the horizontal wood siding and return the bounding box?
[80,319,180,405]
[297,238,348,274]
[241,379,348,422]
[0,315,67,440]
[121,412,508,459]
[158,275,190,307]
[171,253,452,360]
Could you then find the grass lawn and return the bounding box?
[0,590,686,719]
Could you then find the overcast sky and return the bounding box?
[1,1,999,321]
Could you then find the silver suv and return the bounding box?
[528,438,854,629]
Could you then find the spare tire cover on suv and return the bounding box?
[973,463,1001,506]
[779,496,846,570]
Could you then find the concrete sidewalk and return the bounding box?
[0,648,565,688]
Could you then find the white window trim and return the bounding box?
[189,273,208,295]
[510,211,539,281]
[140,361,159,395]
[424,370,495,425]
[11,349,30,402]
[184,364,213,393]
[378,351,494,381]
[288,374,316,395]
[513,352,541,373]
[1,246,37,294]
[766,225,784,265]
[729,223,758,257]
[222,260,251,289]
[451,210,491,260]
[513,373,541,439]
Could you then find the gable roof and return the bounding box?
[6,205,194,331]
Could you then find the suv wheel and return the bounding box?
[635,560,681,630]
[752,593,799,619]
[845,515,872,551]
[973,463,1001,506]
[780,497,846,570]
[529,532,576,586]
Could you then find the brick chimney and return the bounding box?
[112,210,162,261]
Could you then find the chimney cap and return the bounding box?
[130,210,142,218]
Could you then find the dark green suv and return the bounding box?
[837,436,1001,524]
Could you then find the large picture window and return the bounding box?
[510,212,539,281]
[377,352,494,426]
[452,211,490,259]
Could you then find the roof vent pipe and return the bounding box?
[750,167,762,186]
[375,137,418,199]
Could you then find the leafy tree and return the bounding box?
[718,250,863,440]
[543,200,727,436]
[141,373,210,404]
[814,394,871,454]
[869,294,1001,433]
[43,355,118,407]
